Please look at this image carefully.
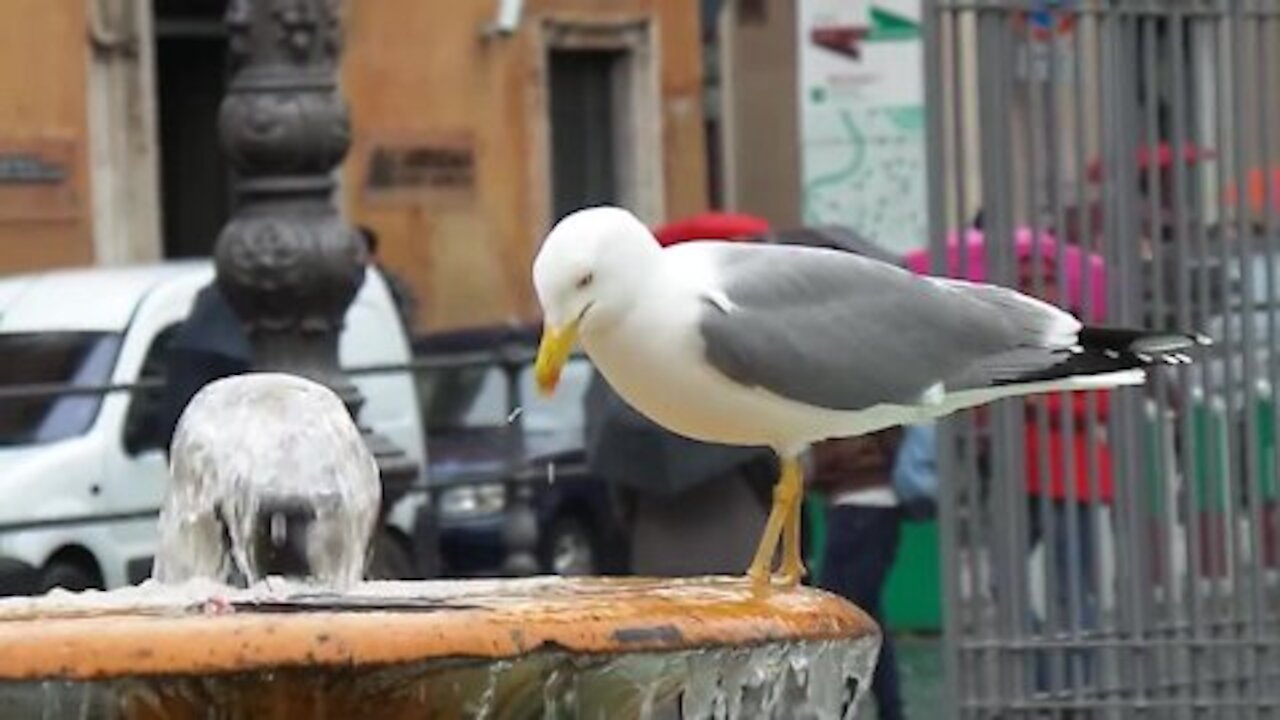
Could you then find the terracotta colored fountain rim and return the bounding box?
[0,576,877,681]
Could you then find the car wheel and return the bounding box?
[39,561,102,593]
[367,530,417,580]
[545,516,597,577]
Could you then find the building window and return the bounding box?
[153,0,233,259]
[538,19,663,230]
[549,50,625,221]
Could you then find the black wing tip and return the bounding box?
[991,326,1209,387]
[1077,326,1212,368]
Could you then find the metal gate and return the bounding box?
[923,0,1280,716]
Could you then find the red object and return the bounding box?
[810,26,870,61]
[1024,391,1115,502]
[653,212,771,246]
[1086,142,1215,183]
[1223,167,1280,215]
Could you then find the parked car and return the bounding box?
[414,325,629,577]
[0,261,434,593]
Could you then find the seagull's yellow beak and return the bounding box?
[535,320,580,396]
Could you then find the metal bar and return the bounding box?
[1209,7,1248,710]
[923,2,967,716]
[0,350,576,404]
[1146,12,1167,707]
[1255,9,1280,713]
[975,5,1025,708]
[999,11,1034,709]
[1228,2,1266,716]
[1165,8,1204,719]
[960,697,1280,712]
[948,6,992,709]
[0,379,161,402]
[1106,7,1150,710]
[1045,8,1087,706]
[1191,10,1229,717]
[0,482,441,537]
[960,631,1280,651]
[1126,12,1158,709]
[1138,14,1175,708]
[1043,4,1089,707]
[1073,9,1118,715]
[932,0,1278,18]
[1021,14,1065,710]
[0,509,161,534]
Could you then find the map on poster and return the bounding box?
[798,0,927,255]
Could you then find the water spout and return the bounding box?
[152,373,381,589]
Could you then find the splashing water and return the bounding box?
[151,373,381,590]
[0,637,880,719]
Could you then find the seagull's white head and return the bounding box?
[532,205,659,394]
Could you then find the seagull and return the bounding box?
[532,206,1207,588]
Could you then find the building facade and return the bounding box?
[0,0,708,331]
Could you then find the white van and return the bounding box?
[0,261,430,592]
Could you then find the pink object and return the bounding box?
[1086,142,1215,183]
[904,228,1109,322]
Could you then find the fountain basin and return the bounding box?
[0,577,879,718]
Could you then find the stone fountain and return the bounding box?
[0,1,880,717]
[0,373,879,718]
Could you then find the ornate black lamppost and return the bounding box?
[211,0,418,563]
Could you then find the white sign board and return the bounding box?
[797,0,927,255]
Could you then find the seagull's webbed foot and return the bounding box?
[746,455,805,589]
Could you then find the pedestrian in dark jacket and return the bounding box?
[157,282,252,454]
[357,225,419,333]
[812,428,908,720]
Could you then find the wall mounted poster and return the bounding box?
[798,0,927,255]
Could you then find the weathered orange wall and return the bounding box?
[0,1,94,271]
[342,0,707,332]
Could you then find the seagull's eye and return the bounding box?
[576,272,595,290]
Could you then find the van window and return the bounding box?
[0,332,122,446]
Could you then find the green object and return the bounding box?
[1142,404,1166,516]
[805,493,942,632]
[804,492,828,580]
[868,6,922,42]
[1256,391,1276,500]
[884,519,942,631]
[1191,395,1231,512]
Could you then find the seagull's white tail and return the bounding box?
[931,368,1145,418]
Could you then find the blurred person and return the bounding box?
[157,281,252,453]
[811,428,909,720]
[358,224,419,333]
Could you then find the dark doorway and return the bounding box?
[154,0,233,258]
[548,50,624,222]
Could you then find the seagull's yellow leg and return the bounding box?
[778,476,807,586]
[746,456,803,588]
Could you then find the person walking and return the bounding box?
[812,428,908,720]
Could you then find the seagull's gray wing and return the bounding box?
[698,243,1076,412]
